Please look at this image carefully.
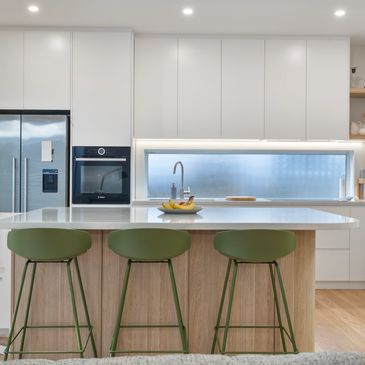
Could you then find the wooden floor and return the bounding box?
[315,289,365,352]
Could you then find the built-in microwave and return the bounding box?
[72,146,130,204]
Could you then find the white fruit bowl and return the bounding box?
[157,207,202,214]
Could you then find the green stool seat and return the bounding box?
[4,228,97,360]
[108,228,191,355]
[211,229,298,355]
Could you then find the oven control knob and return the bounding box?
[98,147,106,156]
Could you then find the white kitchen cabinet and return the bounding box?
[72,31,132,146]
[221,39,265,139]
[314,206,350,249]
[306,39,349,140]
[135,38,178,138]
[316,249,350,281]
[0,31,23,109]
[265,40,306,140]
[310,206,350,281]
[350,207,365,281]
[178,39,221,138]
[23,31,71,110]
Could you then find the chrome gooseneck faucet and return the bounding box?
[173,161,190,199]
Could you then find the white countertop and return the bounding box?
[0,207,358,230]
[133,199,365,207]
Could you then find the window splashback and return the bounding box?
[146,151,349,199]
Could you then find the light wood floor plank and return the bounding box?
[315,289,365,352]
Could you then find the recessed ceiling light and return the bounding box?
[28,5,39,13]
[182,7,194,16]
[334,9,346,17]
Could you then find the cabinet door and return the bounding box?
[311,206,350,282]
[221,39,264,139]
[135,38,178,138]
[350,207,365,281]
[0,31,23,109]
[72,32,132,146]
[316,250,350,281]
[265,40,306,139]
[314,206,350,249]
[24,31,71,110]
[178,39,221,138]
[307,39,349,140]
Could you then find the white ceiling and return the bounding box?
[1,0,365,43]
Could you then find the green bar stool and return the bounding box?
[211,229,298,355]
[4,228,97,360]
[108,228,190,356]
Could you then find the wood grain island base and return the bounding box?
[11,230,315,359]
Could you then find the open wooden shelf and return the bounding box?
[350,88,365,98]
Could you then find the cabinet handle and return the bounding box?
[12,158,16,213]
[24,157,28,212]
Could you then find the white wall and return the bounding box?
[0,214,12,331]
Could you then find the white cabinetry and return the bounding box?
[307,39,349,140]
[265,40,307,139]
[72,31,132,146]
[178,39,221,138]
[0,31,23,109]
[135,38,178,138]
[313,206,350,281]
[23,31,71,109]
[349,207,365,281]
[221,39,264,139]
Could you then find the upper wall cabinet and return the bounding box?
[306,39,349,140]
[221,39,265,139]
[135,38,178,138]
[0,31,23,109]
[72,31,132,146]
[178,39,221,138]
[265,40,307,139]
[23,31,71,110]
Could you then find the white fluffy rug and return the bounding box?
[2,353,365,365]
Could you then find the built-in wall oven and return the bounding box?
[72,146,130,204]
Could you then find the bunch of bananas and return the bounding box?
[162,196,196,210]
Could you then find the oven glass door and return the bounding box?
[73,159,130,204]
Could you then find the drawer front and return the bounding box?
[315,249,349,281]
[310,206,350,249]
[316,230,349,249]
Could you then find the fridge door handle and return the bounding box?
[12,158,16,213]
[24,157,28,212]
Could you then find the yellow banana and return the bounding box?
[162,202,172,210]
[162,196,196,210]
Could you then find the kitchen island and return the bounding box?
[0,206,358,358]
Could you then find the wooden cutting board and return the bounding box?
[225,196,257,201]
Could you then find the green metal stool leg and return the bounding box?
[167,259,188,353]
[110,259,132,357]
[221,260,238,354]
[66,259,84,358]
[274,261,298,353]
[269,263,287,353]
[18,262,37,359]
[211,258,232,354]
[74,257,97,357]
[4,260,30,361]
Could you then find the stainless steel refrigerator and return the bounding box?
[0,112,69,213]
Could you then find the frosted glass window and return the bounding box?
[146,152,349,199]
